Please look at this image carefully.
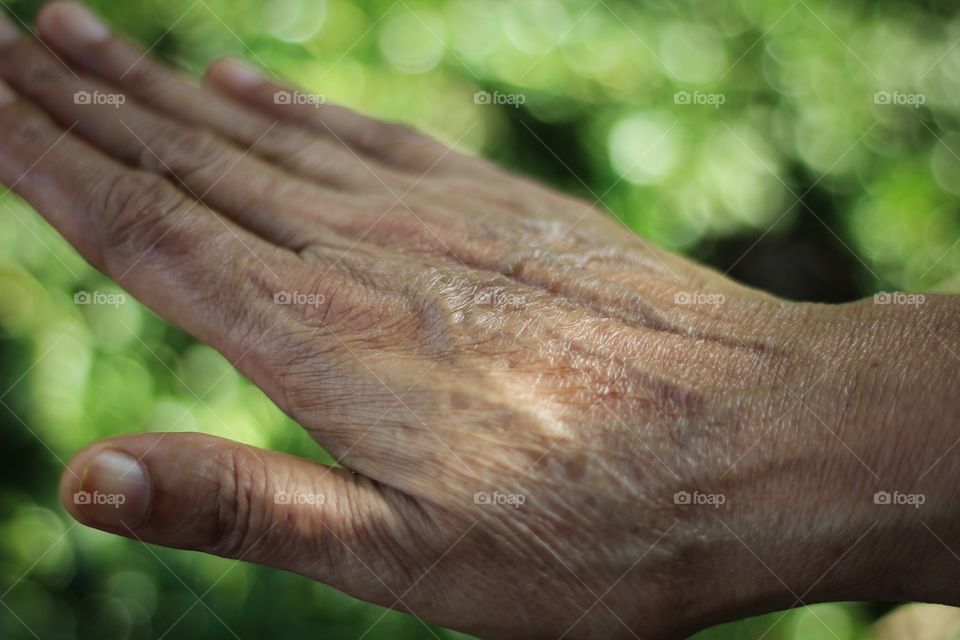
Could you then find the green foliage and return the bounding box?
[2,0,957,637]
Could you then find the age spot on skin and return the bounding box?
[564,451,587,481]
[451,390,472,410]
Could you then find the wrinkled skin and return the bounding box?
[1,4,959,639]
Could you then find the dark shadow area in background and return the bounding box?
[496,107,867,304]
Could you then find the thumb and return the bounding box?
[59,433,413,599]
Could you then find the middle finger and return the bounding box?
[34,2,415,195]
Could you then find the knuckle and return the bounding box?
[142,124,227,177]
[207,448,273,559]
[271,123,307,146]
[283,255,391,332]
[30,61,75,93]
[202,257,275,348]
[8,115,56,149]
[123,60,174,102]
[258,124,374,189]
[262,123,318,159]
[361,205,481,257]
[94,171,187,262]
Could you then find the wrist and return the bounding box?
[838,294,960,604]
[674,295,960,632]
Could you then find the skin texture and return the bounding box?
[0,3,959,638]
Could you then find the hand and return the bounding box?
[1,3,959,639]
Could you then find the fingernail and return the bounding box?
[212,58,263,89]
[51,2,110,45]
[0,11,20,44]
[0,79,14,106]
[73,449,150,528]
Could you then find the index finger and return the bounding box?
[0,77,292,364]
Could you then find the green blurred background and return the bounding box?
[1,0,958,638]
